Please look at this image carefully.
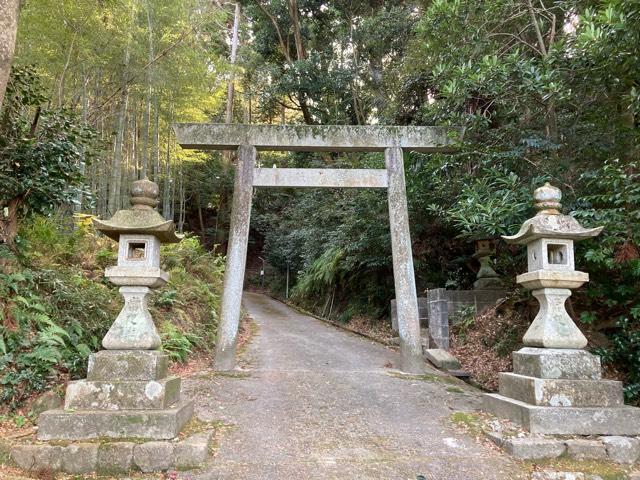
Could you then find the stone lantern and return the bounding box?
[504,182,602,348]
[93,178,178,351]
[37,179,194,442]
[484,183,640,435]
[472,237,503,290]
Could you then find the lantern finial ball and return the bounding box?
[130,178,159,210]
[534,182,562,215]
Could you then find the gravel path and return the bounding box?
[184,292,527,480]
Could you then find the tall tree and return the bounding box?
[0,0,21,111]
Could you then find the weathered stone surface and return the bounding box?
[97,442,135,475]
[424,349,461,370]
[213,145,256,372]
[498,373,623,407]
[30,390,63,417]
[484,393,640,435]
[600,436,640,464]
[564,439,607,460]
[133,441,174,472]
[522,287,588,349]
[174,431,213,469]
[254,168,389,188]
[512,348,601,380]
[103,286,161,350]
[87,350,168,381]
[386,147,424,374]
[65,376,181,410]
[37,400,194,440]
[483,430,505,447]
[503,437,566,460]
[174,123,462,153]
[10,445,63,471]
[61,443,99,474]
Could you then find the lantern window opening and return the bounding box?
[127,241,148,261]
[547,243,568,265]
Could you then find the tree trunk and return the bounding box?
[288,0,313,124]
[0,0,20,112]
[162,120,172,219]
[178,167,185,234]
[108,3,135,214]
[141,0,155,179]
[74,71,89,212]
[57,31,78,106]
[0,194,25,249]
[195,191,206,243]
[152,94,159,183]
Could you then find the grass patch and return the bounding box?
[449,411,484,436]
[179,417,226,438]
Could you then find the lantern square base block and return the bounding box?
[483,394,640,435]
[37,350,194,441]
[485,348,640,435]
[37,400,194,441]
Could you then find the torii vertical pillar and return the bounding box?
[386,147,423,374]
[213,145,256,371]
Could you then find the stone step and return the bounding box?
[483,393,640,435]
[88,350,169,381]
[65,376,181,411]
[424,348,461,370]
[499,372,623,407]
[37,400,193,441]
[513,347,601,380]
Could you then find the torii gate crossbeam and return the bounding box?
[174,124,463,374]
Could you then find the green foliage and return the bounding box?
[160,321,200,363]
[0,66,96,223]
[596,315,640,404]
[429,169,542,240]
[291,247,345,299]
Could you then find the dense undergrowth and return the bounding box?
[0,215,223,411]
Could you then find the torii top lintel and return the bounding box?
[173,123,464,153]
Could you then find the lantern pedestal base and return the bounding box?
[36,400,194,441]
[484,347,640,435]
[483,394,640,435]
[36,350,194,441]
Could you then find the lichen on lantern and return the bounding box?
[503,182,603,349]
[93,178,182,350]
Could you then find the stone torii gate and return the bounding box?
[174,124,461,374]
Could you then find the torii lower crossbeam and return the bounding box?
[174,124,463,374]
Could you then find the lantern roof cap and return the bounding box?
[93,178,181,243]
[503,183,603,244]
